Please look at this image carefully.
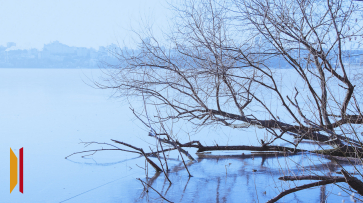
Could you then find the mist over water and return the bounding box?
[0,68,358,202]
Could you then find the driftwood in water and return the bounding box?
[194,145,305,153]
[151,139,362,161]
[278,175,345,181]
[195,152,300,160]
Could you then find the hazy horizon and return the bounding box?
[0,0,170,50]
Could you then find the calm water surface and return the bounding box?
[0,68,360,203]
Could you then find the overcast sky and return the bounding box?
[0,0,170,50]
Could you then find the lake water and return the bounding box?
[0,68,360,203]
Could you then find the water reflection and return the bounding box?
[127,152,359,203]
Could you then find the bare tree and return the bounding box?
[93,0,363,200]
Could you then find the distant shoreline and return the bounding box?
[0,66,102,69]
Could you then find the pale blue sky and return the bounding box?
[0,0,170,50]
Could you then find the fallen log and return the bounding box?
[194,145,306,153]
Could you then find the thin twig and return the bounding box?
[149,147,172,184]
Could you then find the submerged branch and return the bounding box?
[267,178,346,203]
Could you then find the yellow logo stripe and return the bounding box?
[10,148,18,193]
